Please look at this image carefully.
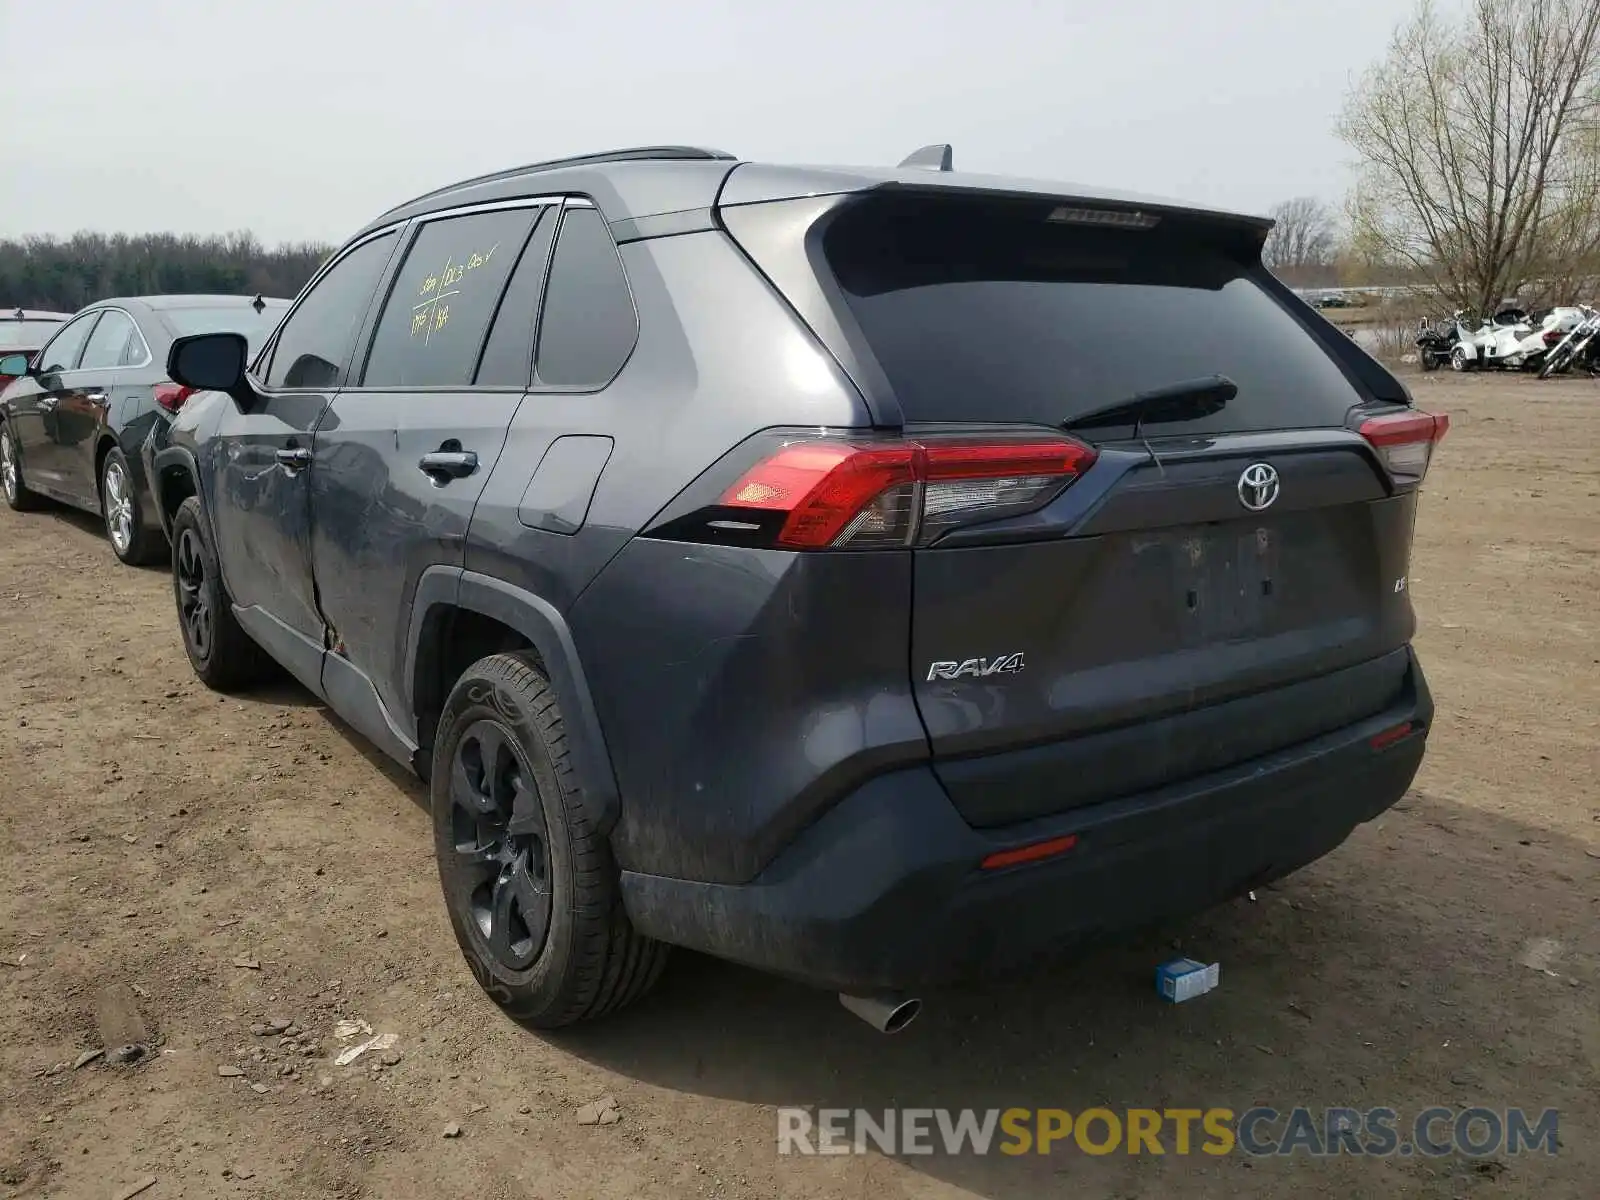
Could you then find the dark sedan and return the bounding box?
[0,294,289,564]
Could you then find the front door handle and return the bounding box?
[275,447,312,471]
[418,449,478,482]
[84,391,107,403]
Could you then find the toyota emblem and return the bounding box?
[1237,462,1280,512]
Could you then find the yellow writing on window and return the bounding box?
[408,242,502,344]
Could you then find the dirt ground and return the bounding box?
[1,374,1597,1200]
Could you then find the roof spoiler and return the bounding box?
[898,144,953,172]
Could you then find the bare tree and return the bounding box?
[1262,197,1337,274]
[1338,0,1600,315]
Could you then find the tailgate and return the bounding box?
[720,178,1430,828]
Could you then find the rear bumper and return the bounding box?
[620,650,1433,994]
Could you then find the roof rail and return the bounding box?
[378,146,738,220]
[899,144,953,172]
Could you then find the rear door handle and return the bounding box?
[275,447,312,470]
[418,450,478,482]
[37,397,58,411]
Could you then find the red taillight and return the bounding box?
[1358,409,1449,482]
[719,435,1097,549]
[154,382,195,413]
[1544,329,1564,346]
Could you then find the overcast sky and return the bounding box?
[1,0,1403,245]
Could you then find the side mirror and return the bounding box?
[0,353,29,378]
[167,332,253,408]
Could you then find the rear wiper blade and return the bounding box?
[1062,374,1238,432]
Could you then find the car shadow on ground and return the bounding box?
[544,791,1596,1197]
[242,679,326,709]
[33,503,173,572]
[317,707,430,808]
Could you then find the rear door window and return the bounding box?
[361,207,539,389]
[823,196,1365,434]
[535,207,636,388]
[79,310,139,370]
[474,209,557,387]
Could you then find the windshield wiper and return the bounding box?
[1062,374,1238,432]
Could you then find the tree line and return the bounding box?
[0,232,334,313]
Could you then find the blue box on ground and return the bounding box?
[1156,957,1220,1003]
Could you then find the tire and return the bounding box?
[431,652,668,1028]
[1420,350,1440,372]
[1450,346,1472,372]
[1,420,45,511]
[170,496,277,691]
[100,446,165,565]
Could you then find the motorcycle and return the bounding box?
[1537,305,1600,378]
[1453,306,1585,372]
[1414,316,1459,371]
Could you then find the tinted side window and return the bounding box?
[79,311,138,370]
[36,313,100,373]
[266,233,396,390]
[474,209,557,387]
[535,208,636,388]
[362,207,540,388]
[118,321,150,366]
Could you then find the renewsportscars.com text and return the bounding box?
[776,1106,1559,1158]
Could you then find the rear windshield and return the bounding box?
[0,320,67,352]
[163,305,289,356]
[823,196,1364,434]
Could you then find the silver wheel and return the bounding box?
[0,428,16,503]
[103,457,135,554]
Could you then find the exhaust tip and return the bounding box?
[839,992,922,1034]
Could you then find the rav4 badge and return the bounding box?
[925,652,1026,682]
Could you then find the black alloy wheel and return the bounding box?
[175,526,212,660]
[445,719,553,972]
[168,496,276,690]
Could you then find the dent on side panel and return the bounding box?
[568,539,929,885]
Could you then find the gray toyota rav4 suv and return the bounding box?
[151,145,1442,1031]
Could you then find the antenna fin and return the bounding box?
[898,144,953,172]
